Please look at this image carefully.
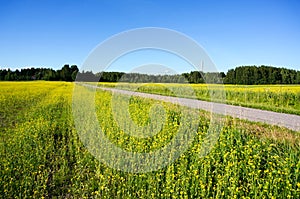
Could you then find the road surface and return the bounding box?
[80,83,300,132]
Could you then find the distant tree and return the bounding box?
[224,69,235,84]
[190,71,202,83]
[4,69,12,81]
[71,65,79,81]
[296,71,300,84]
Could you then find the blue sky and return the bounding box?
[0,0,299,73]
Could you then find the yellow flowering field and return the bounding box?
[1,81,300,198]
[98,83,300,115]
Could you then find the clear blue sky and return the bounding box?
[0,0,299,73]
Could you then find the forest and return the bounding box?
[0,64,79,81]
[0,65,299,84]
[224,65,300,84]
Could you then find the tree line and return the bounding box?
[224,65,300,84]
[76,71,225,83]
[0,65,299,84]
[0,64,79,81]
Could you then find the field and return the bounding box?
[1,81,300,198]
[98,83,300,115]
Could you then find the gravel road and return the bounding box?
[81,84,300,132]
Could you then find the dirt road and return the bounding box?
[81,84,300,132]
